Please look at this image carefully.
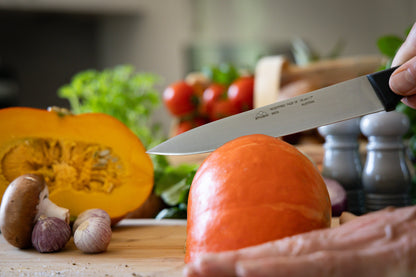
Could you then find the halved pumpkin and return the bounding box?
[0,107,153,223]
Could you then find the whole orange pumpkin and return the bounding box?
[185,134,331,263]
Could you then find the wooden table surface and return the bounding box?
[0,219,188,277]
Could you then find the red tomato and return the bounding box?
[201,83,226,116]
[163,81,198,117]
[175,117,208,136]
[227,76,254,112]
[209,99,240,121]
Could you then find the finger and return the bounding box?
[339,211,358,225]
[389,56,416,95]
[401,94,416,109]
[183,253,237,277]
[392,23,416,67]
[235,233,416,277]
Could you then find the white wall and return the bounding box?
[193,0,415,56]
[98,0,193,85]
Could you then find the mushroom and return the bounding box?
[0,174,69,249]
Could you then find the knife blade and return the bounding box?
[148,66,402,155]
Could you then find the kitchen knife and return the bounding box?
[148,66,402,155]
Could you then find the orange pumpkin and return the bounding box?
[185,134,331,263]
[0,107,153,223]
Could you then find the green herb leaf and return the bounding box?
[155,205,187,219]
[154,164,198,196]
[154,165,196,207]
[58,65,164,150]
[160,179,188,206]
[377,35,404,58]
[201,63,240,86]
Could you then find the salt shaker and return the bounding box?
[318,117,364,215]
[360,111,412,212]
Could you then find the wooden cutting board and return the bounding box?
[0,219,187,277]
[0,218,341,276]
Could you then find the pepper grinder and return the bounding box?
[360,111,412,212]
[318,117,364,215]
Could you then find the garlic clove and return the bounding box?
[31,216,71,253]
[72,208,111,233]
[74,217,112,254]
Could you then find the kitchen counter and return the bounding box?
[0,219,187,277]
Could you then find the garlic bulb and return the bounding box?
[74,217,112,253]
[31,216,71,253]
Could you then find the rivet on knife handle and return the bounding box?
[366,66,402,112]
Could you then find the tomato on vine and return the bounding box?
[175,117,208,136]
[163,81,198,117]
[209,99,240,121]
[201,83,226,116]
[227,76,255,112]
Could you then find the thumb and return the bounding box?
[389,57,416,96]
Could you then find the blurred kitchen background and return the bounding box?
[0,0,414,133]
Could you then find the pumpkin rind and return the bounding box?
[0,107,153,221]
[185,134,331,263]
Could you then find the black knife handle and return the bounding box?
[366,66,402,111]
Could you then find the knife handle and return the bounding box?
[366,66,402,112]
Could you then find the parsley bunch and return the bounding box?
[58,65,164,149]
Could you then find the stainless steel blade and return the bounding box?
[148,76,384,155]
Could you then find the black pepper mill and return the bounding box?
[318,118,365,215]
[360,111,413,212]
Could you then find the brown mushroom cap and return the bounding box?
[0,174,46,248]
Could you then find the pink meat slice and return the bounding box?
[184,206,416,277]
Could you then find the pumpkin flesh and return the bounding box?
[0,107,153,221]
